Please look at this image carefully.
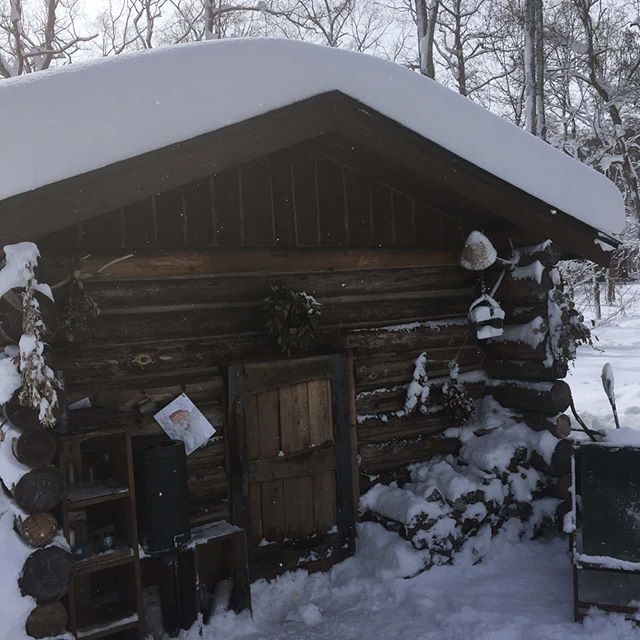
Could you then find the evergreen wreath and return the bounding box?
[263,286,321,356]
[443,360,475,426]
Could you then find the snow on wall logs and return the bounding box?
[482,240,575,522]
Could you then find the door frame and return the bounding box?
[226,353,356,575]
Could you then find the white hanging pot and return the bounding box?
[469,293,505,340]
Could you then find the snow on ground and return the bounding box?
[191,523,638,640]
[568,284,640,432]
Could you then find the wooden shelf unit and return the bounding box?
[57,428,143,640]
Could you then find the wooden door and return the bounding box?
[227,354,356,579]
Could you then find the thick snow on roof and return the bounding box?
[0,39,626,235]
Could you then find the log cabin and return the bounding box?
[0,39,626,640]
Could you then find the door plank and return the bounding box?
[261,479,285,542]
[312,470,337,533]
[283,476,314,538]
[279,383,310,454]
[249,445,335,483]
[244,394,260,461]
[308,379,333,445]
[249,483,263,545]
[257,390,280,458]
[243,357,332,395]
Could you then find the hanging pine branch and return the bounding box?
[443,360,475,426]
[18,272,61,428]
[263,286,321,356]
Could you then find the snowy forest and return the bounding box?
[1,0,639,313]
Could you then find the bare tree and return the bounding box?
[416,0,439,78]
[0,0,97,78]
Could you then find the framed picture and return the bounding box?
[154,393,216,455]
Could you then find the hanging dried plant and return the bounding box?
[443,360,475,427]
[61,272,99,342]
[262,286,321,356]
[18,272,62,428]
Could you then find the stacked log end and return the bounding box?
[0,283,70,639]
[484,240,574,525]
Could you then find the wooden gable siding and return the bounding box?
[40,142,467,252]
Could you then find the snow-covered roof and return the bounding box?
[0,38,626,236]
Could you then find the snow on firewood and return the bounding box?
[492,316,547,348]
[510,260,545,284]
[360,397,563,567]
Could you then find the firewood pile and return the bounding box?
[360,396,571,568]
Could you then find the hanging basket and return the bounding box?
[469,293,505,340]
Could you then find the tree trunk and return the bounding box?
[534,0,546,140]
[524,0,537,134]
[416,0,439,79]
[19,546,75,603]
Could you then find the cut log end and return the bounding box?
[12,431,57,467]
[15,513,59,548]
[19,546,75,603]
[25,602,68,639]
[13,466,66,514]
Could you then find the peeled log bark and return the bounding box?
[0,287,59,345]
[12,431,57,467]
[15,513,59,548]
[19,546,75,603]
[517,412,571,438]
[13,466,66,514]
[25,602,68,638]
[488,380,572,415]
[4,388,66,432]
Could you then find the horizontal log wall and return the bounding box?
[45,246,482,523]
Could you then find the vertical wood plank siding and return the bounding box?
[44,144,466,252]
